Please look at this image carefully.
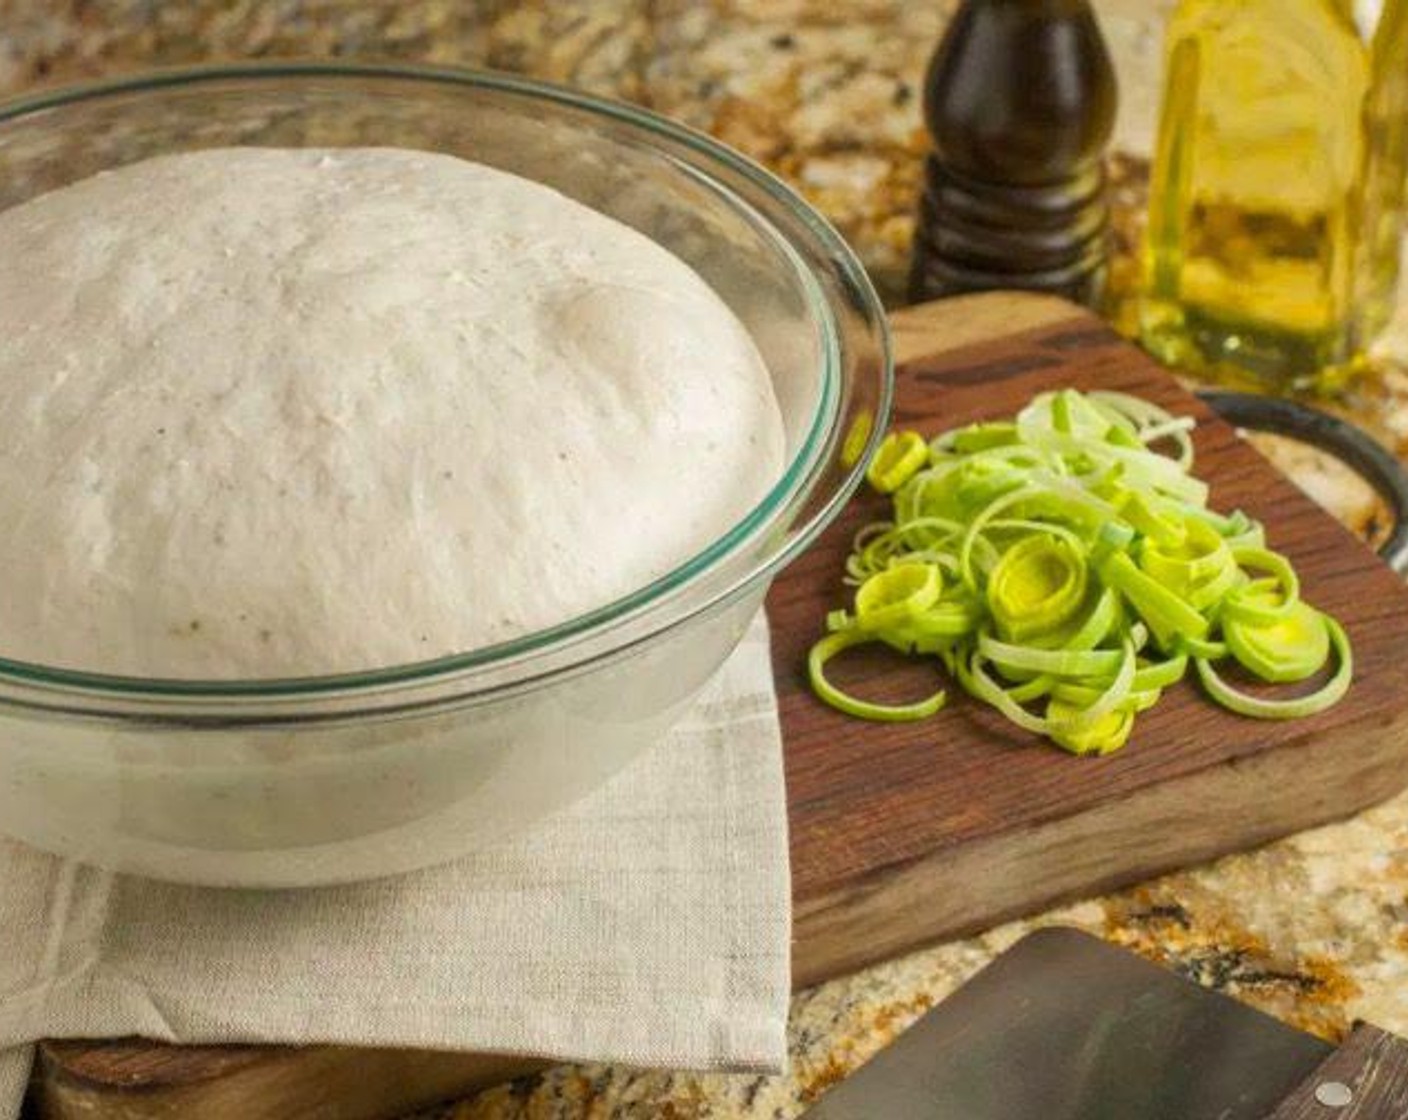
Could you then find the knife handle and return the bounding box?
[1264,1024,1408,1118]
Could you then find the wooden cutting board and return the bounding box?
[32,293,1408,1119]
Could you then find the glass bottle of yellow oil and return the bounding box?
[1140,0,1408,391]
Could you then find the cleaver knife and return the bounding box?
[801,927,1408,1119]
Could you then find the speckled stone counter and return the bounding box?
[4,4,1407,1118]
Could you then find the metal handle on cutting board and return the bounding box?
[1198,390,1408,575]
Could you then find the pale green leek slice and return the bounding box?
[1139,516,1233,594]
[987,534,1088,642]
[1224,598,1330,683]
[866,430,930,494]
[1098,552,1210,650]
[1047,700,1136,756]
[1222,549,1301,626]
[840,411,874,469]
[854,563,942,629]
[808,631,947,722]
[977,632,1124,678]
[1195,615,1352,718]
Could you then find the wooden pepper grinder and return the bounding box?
[909,0,1118,307]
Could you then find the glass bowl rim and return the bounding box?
[0,60,892,712]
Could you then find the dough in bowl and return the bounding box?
[0,147,785,679]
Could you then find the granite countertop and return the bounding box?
[4,3,1408,1118]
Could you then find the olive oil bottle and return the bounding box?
[1140,0,1408,390]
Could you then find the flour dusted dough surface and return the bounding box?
[0,148,785,678]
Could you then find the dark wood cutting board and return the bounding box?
[33,293,1408,1119]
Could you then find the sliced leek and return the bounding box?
[808,388,1354,754]
[808,631,947,722]
[866,430,930,494]
[1196,615,1351,718]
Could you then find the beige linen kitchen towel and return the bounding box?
[0,615,790,1117]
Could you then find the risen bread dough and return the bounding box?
[0,148,785,678]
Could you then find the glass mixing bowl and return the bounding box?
[0,63,890,886]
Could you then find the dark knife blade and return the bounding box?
[802,926,1332,1120]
